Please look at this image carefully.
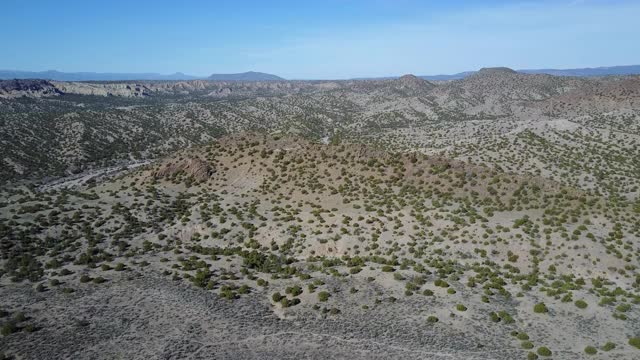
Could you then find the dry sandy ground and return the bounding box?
[2,271,638,360]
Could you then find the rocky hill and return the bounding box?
[430,67,595,115]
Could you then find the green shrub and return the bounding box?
[601,342,616,351]
[522,341,534,349]
[456,304,467,312]
[537,347,552,357]
[533,303,548,314]
[426,316,439,323]
[285,285,302,296]
[616,303,631,313]
[613,312,628,320]
[13,312,26,322]
[575,300,588,309]
[59,268,73,276]
[280,297,290,307]
[79,275,92,283]
[527,352,538,360]
[584,346,597,355]
[286,298,301,307]
[220,288,237,300]
[489,312,500,322]
[1,322,17,336]
[272,292,283,302]
[630,337,640,349]
[318,291,330,302]
[498,310,515,324]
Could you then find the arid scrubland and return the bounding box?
[1,69,639,359]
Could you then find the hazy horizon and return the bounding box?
[6,65,640,81]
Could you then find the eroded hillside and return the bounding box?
[1,71,639,202]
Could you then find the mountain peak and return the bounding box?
[399,74,419,80]
[397,74,431,86]
[207,71,284,81]
[388,74,434,93]
[477,67,517,75]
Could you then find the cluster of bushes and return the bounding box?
[490,310,514,324]
[272,291,300,307]
[1,311,35,337]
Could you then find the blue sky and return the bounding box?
[1,0,638,79]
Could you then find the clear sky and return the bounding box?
[1,0,638,79]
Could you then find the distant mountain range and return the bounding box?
[0,70,284,82]
[0,70,201,81]
[420,65,640,81]
[1,65,639,82]
[517,65,640,77]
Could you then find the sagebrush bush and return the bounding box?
[1,322,17,336]
[574,300,588,309]
[533,303,548,313]
[601,342,616,351]
[318,291,330,302]
[536,347,552,357]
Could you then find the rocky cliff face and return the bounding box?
[0,79,62,98]
[0,79,318,98]
[51,81,152,97]
[0,79,156,98]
